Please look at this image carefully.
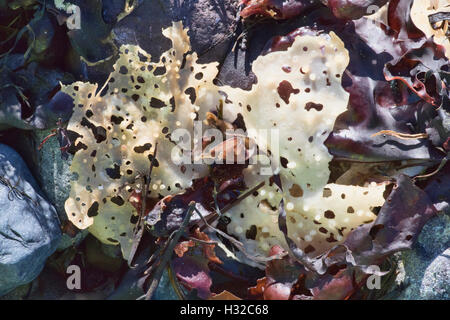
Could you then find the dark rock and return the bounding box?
[0,56,74,130]
[217,47,257,90]
[66,0,115,64]
[85,235,124,273]
[102,0,125,24]
[216,10,314,89]
[107,234,178,300]
[28,11,55,58]
[0,144,61,296]
[32,128,89,251]
[33,128,74,218]
[0,282,31,300]
[63,0,238,88]
[24,266,116,300]
[112,0,239,64]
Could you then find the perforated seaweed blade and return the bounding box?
[62,22,220,257]
[411,0,450,59]
[222,32,387,259]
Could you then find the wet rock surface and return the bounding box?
[33,129,74,220]
[420,248,450,299]
[0,144,61,296]
[396,214,450,300]
[112,0,239,64]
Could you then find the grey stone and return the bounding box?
[33,129,74,221]
[56,230,89,252]
[33,129,89,251]
[0,144,62,296]
[417,213,450,257]
[420,248,450,300]
[396,214,450,300]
